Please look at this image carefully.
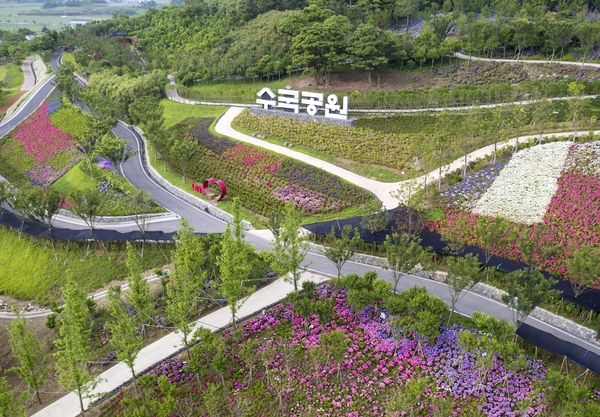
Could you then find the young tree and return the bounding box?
[568,82,586,140]
[383,233,429,294]
[0,181,15,215]
[502,268,559,332]
[445,253,483,326]
[566,245,600,299]
[166,222,204,358]
[217,198,255,330]
[8,187,38,236]
[8,306,50,405]
[54,281,99,416]
[532,97,553,145]
[29,188,61,231]
[105,286,144,394]
[476,216,509,280]
[169,138,197,184]
[323,224,360,280]
[69,188,103,231]
[359,200,389,237]
[271,201,309,292]
[95,134,137,175]
[125,241,154,337]
[128,189,155,256]
[510,104,528,151]
[0,377,25,417]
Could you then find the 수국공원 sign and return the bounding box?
[250,87,357,127]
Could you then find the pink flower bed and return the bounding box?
[428,163,600,282]
[13,103,75,163]
[101,285,548,416]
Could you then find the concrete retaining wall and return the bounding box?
[305,240,599,343]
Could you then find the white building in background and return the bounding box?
[70,19,93,28]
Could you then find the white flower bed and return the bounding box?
[472,142,571,225]
[31,54,49,84]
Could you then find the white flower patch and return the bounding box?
[472,142,571,225]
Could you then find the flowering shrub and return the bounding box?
[178,118,374,215]
[472,142,571,225]
[14,103,76,163]
[101,284,548,416]
[442,162,505,208]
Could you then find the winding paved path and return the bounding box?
[1,51,596,417]
[216,106,600,208]
[454,51,600,68]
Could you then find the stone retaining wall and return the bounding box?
[306,240,599,343]
[127,124,254,230]
[250,107,357,127]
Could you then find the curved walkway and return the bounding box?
[216,106,600,209]
[454,51,600,68]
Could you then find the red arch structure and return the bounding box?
[192,178,227,201]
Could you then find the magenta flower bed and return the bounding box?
[13,103,75,163]
[101,285,548,416]
[184,119,373,215]
[428,143,600,283]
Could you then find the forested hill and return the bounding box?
[60,0,600,87]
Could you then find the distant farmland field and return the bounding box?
[0,2,143,32]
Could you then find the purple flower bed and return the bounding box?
[47,92,63,115]
[104,284,548,416]
[147,358,195,385]
[442,162,505,208]
[189,118,235,155]
[274,159,370,204]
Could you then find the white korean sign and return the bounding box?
[256,88,349,120]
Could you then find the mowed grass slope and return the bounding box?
[0,226,173,305]
[161,99,227,128]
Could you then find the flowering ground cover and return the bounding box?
[13,102,75,163]
[175,118,374,216]
[429,139,600,281]
[99,282,551,416]
[441,162,506,209]
[0,96,82,187]
[472,142,571,225]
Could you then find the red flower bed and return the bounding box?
[429,171,600,282]
[13,103,75,163]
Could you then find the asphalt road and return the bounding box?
[2,50,598,360]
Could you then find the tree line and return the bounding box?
[54,0,600,90]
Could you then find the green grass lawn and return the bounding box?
[0,225,173,304]
[0,62,23,105]
[51,162,167,216]
[161,99,227,129]
[50,161,99,195]
[178,78,288,104]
